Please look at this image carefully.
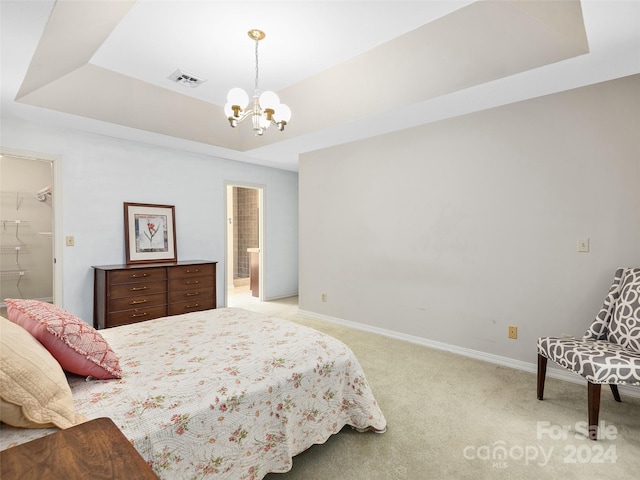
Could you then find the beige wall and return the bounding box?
[0,155,53,304]
[299,75,640,365]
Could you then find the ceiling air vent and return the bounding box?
[167,69,207,88]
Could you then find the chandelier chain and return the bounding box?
[254,39,260,94]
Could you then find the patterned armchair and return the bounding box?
[537,267,640,440]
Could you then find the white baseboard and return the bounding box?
[297,309,640,399]
[265,292,299,302]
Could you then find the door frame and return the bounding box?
[224,181,265,306]
[0,147,62,305]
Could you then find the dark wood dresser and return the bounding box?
[93,260,217,329]
[0,417,159,479]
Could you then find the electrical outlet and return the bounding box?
[508,325,518,339]
[321,293,327,302]
[66,236,75,246]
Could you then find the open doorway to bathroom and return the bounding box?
[226,184,263,307]
[0,152,56,317]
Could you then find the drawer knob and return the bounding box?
[129,286,148,291]
[130,312,148,318]
[130,299,148,305]
[130,273,149,278]
[185,280,200,285]
[186,269,200,273]
[185,304,199,309]
[185,292,200,297]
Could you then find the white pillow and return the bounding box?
[0,316,87,429]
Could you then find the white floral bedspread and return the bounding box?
[0,308,386,479]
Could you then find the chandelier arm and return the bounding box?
[272,119,287,131]
[235,111,252,124]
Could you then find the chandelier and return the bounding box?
[224,29,291,136]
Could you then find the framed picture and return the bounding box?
[124,202,177,264]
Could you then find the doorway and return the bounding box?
[0,151,58,313]
[225,184,263,307]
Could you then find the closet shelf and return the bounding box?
[1,245,29,263]
[0,270,29,278]
[1,219,30,225]
[0,245,30,253]
[0,189,43,210]
[0,189,31,194]
[1,219,30,239]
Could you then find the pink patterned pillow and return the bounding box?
[5,299,121,379]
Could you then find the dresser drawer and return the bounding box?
[110,281,167,298]
[109,292,167,313]
[108,267,167,284]
[168,288,213,304]
[168,275,215,292]
[167,263,215,279]
[167,298,215,316]
[108,305,167,328]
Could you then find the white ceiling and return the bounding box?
[1,1,639,171]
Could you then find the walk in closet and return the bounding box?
[0,154,54,308]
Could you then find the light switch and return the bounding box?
[577,238,589,253]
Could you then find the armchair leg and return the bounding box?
[587,382,602,440]
[537,354,547,400]
[610,384,622,402]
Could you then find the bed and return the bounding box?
[0,307,386,479]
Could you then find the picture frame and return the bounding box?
[124,202,177,264]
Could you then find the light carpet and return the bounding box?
[236,297,640,480]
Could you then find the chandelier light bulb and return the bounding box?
[259,91,280,110]
[226,87,249,110]
[273,104,292,123]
